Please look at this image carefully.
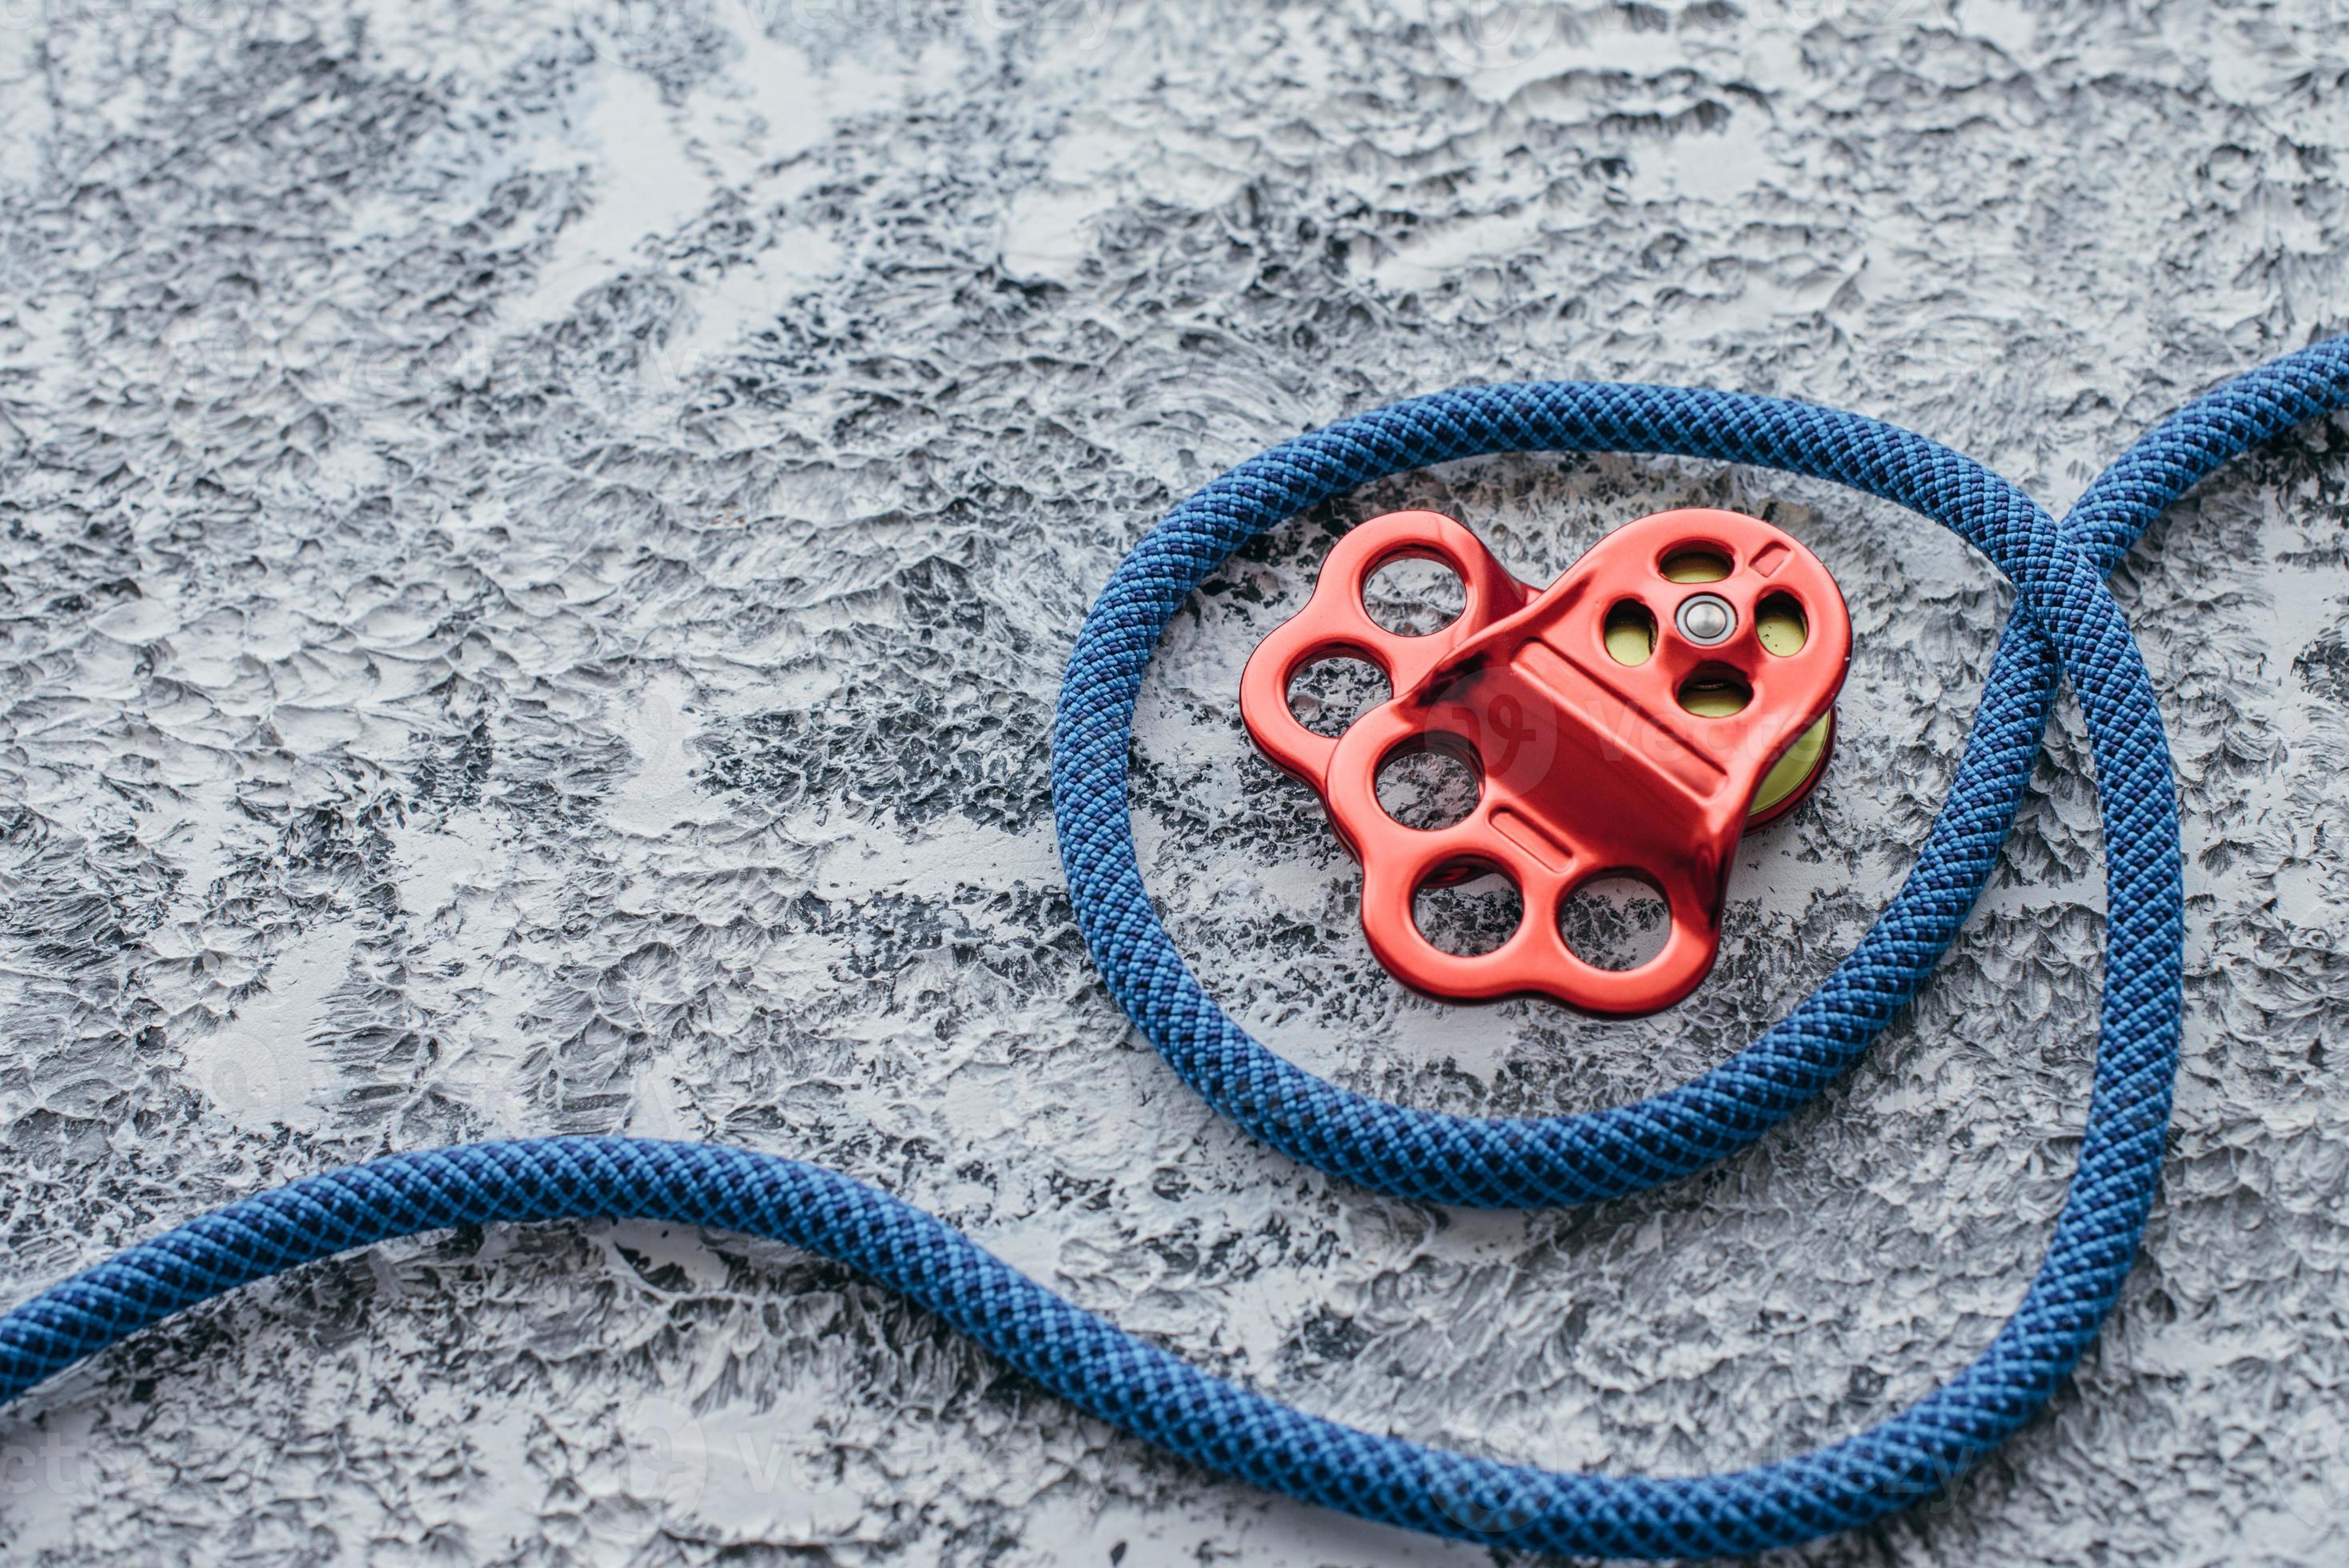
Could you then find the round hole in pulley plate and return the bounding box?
[1286,657,1389,738]
[1559,873,1671,971]
[1659,546,1732,583]
[1603,599,1657,666]
[1411,861,1522,957]
[1375,738,1481,830]
[1755,592,1807,657]
[1363,555,1467,637]
[1676,668,1752,718]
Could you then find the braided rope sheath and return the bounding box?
[2,341,2345,1558]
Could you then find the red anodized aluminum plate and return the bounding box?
[1240,508,1851,1016]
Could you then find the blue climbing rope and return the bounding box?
[2,340,2345,1558]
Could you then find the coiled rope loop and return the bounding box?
[2,340,2345,1559]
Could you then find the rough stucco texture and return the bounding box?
[0,0,2345,1562]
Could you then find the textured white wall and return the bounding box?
[0,0,2345,1562]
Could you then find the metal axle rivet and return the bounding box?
[1677,594,1735,645]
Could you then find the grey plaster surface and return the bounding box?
[0,0,2345,1562]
